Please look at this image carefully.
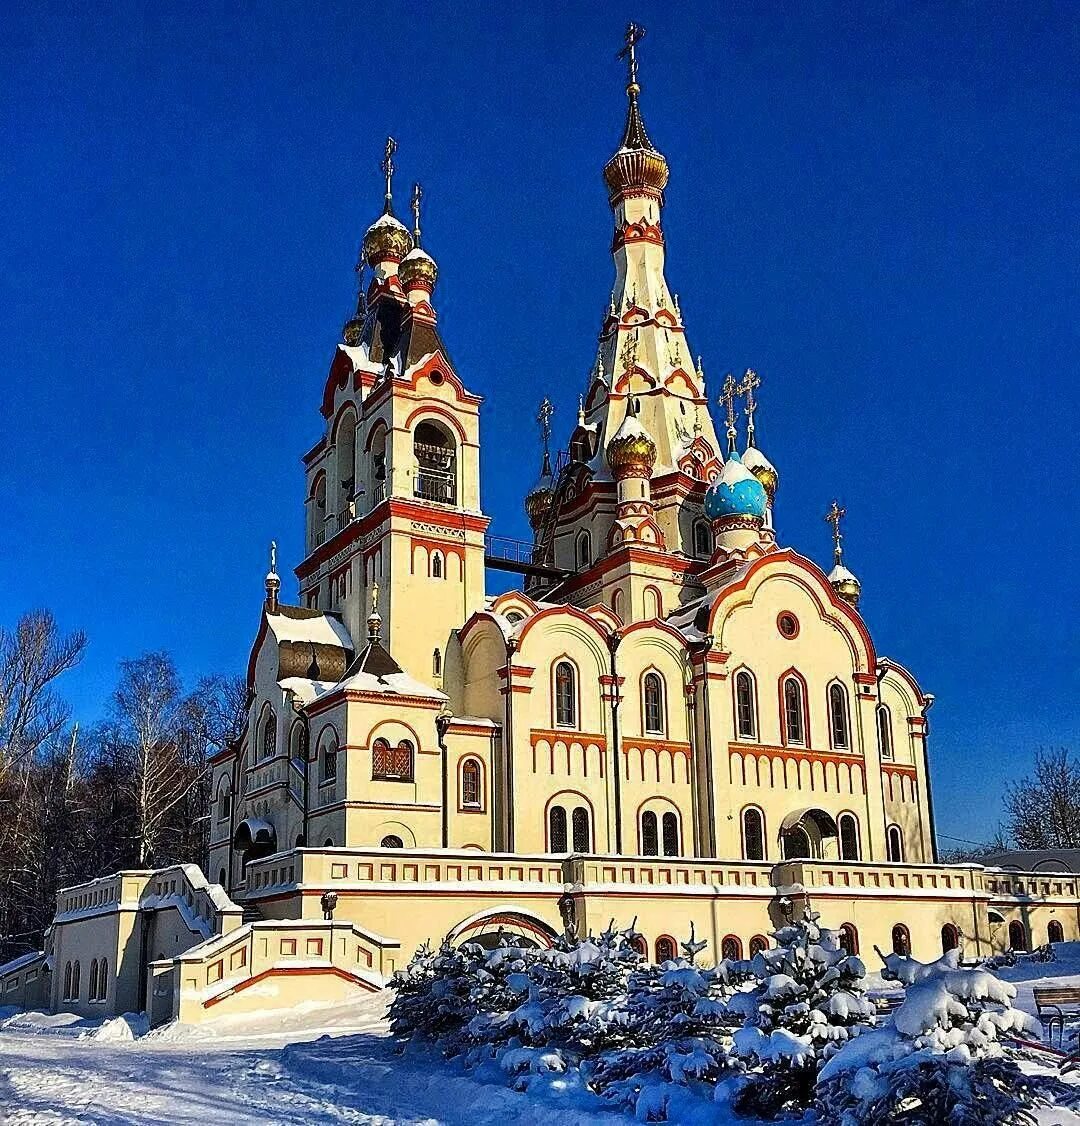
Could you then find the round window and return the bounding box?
[777,612,800,639]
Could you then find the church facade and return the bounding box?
[7,30,1077,1025]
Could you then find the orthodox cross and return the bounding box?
[537,397,553,456]
[738,368,761,446]
[370,581,380,618]
[381,136,398,210]
[411,182,423,245]
[617,22,646,90]
[719,372,740,453]
[825,500,846,566]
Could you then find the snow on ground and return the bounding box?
[1,946,1079,1125]
[0,992,618,1125]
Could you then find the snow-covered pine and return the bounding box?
[816,945,1078,1124]
[726,908,877,1119]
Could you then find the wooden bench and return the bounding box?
[1033,986,1080,1048]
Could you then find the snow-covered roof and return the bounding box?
[0,950,45,978]
[278,677,337,706]
[828,563,859,584]
[266,610,352,650]
[335,640,447,702]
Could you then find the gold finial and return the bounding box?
[265,540,280,612]
[738,368,761,447]
[825,500,847,567]
[719,372,740,454]
[617,21,646,94]
[410,182,423,245]
[367,581,382,642]
[381,137,398,213]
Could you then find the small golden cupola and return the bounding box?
[606,398,658,478]
[360,137,414,267]
[398,182,439,295]
[603,23,670,202]
[739,369,779,502]
[825,500,862,608]
[525,398,556,532]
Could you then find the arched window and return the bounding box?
[1008,920,1029,951]
[323,837,334,847]
[261,709,276,760]
[413,420,457,504]
[877,705,894,760]
[838,923,860,956]
[97,958,108,1002]
[381,835,404,849]
[554,661,577,728]
[572,806,591,852]
[641,810,658,855]
[891,923,911,956]
[1048,920,1065,944]
[828,683,850,749]
[505,611,524,626]
[461,759,481,808]
[734,670,757,739]
[782,675,806,745]
[886,824,904,863]
[643,672,665,735]
[749,935,768,958]
[693,518,712,558]
[71,961,80,1000]
[431,551,444,579]
[290,721,307,768]
[629,934,648,957]
[644,587,663,618]
[63,962,72,1002]
[372,738,414,781]
[611,589,624,620]
[577,530,592,568]
[941,923,960,953]
[319,727,338,784]
[369,422,388,503]
[310,473,328,548]
[549,805,568,852]
[838,813,860,861]
[217,784,231,822]
[782,825,812,859]
[432,648,442,676]
[88,960,98,1004]
[721,935,743,961]
[742,807,765,861]
[655,936,677,963]
[218,867,227,886]
[662,811,679,856]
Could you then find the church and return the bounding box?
[4,27,1076,1026]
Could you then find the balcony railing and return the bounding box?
[414,470,455,505]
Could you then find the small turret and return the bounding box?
[825,500,861,608]
[264,540,280,614]
[360,138,414,268]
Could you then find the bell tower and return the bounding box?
[295,143,488,684]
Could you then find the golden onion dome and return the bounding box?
[742,444,779,501]
[399,246,438,292]
[606,412,657,477]
[360,210,414,267]
[828,563,862,609]
[603,88,669,200]
[524,482,554,531]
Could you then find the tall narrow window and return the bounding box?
[431,552,444,578]
[721,935,743,961]
[549,805,568,852]
[554,661,577,728]
[641,811,658,855]
[838,813,860,861]
[577,531,592,568]
[886,824,904,862]
[432,648,442,676]
[839,924,860,956]
[783,676,806,745]
[828,683,850,749]
[413,421,457,505]
[891,923,911,956]
[662,811,679,856]
[88,960,98,1004]
[63,963,72,1002]
[742,807,765,861]
[572,806,590,852]
[71,961,81,1001]
[655,936,677,963]
[320,729,338,784]
[735,671,756,739]
[1008,920,1029,952]
[1048,920,1064,944]
[877,705,893,759]
[373,739,413,781]
[261,710,276,760]
[643,672,664,734]
[97,959,108,1002]
[940,924,960,953]
[694,518,712,558]
[461,759,481,808]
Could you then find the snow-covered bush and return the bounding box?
[816,946,1075,1124]
[725,909,877,1119]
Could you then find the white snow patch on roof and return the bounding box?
[267,613,352,650]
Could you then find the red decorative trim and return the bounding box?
[777,611,800,639]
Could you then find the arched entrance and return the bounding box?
[233,818,277,872]
[780,808,839,860]
[448,908,558,951]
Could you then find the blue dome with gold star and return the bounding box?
[704,451,768,521]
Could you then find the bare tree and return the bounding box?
[1004,747,1080,850]
[0,611,87,786]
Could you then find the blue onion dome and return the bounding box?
[703,451,768,522]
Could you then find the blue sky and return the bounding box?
[1,2,1077,847]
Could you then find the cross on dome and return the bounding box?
[411,182,423,245]
[825,499,846,566]
[617,21,646,93]
[738,368,761,445]
[381,136,398,213]
[719,372,741,453]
